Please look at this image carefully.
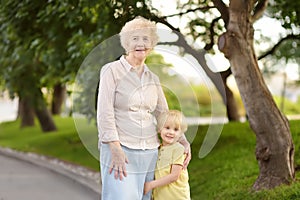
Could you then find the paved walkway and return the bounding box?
[0,148,100,200]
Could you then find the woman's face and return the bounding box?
[127,29,152,60]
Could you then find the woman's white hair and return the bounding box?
[119,16,159,53]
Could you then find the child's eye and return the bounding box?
[165,126,170,129]
[174,128,179,131]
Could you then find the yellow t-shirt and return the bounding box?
[153,142,190,200]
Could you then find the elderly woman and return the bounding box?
[97,16,191,200]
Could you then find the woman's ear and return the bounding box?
[125,43,130,54]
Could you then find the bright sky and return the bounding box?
[153,45,212,84]
[151,0,299,83]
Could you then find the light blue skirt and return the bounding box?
[100,143,158,200]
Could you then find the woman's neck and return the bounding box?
[125,55,145,77]
[126,54,146,67]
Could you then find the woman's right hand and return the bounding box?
[108,142,129,180]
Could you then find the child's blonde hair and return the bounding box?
[157,110,188,134]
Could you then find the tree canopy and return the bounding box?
[1,0,299,125]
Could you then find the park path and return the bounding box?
[0,149,100,200]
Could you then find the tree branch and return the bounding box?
[165,6,214,18]
[252,0,269,22]
[258,34,300,60]
[211,0,229,27]
[204,16,222,50]
[149,15,227,103]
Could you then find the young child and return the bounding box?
[144,110,191,200]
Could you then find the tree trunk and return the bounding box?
[33,87,57,132]
[167,29,240,121]
[224,84,239,121]
[218,0,295,190]
[184,45,240,121]
[35,106,57,132]
[51,83,66,115]
[18,96,35,127]
[221,68,240,121]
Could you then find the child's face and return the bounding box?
[160,118,182,146]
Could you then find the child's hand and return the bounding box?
[144,182,152,195]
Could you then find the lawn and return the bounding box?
[0,117,299,199]
[0,117,99,170]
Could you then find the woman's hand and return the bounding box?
[183,142,191,169]
[108,142,129,180]
[179,136,191,169]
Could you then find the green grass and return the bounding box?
[189,120,300,200]
[0,117,99,171]
[0,117,300,199]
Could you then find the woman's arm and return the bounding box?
[97,65,119,142]
[144,164,182,195]
[153,76,168,118]
[97,65,128,180]
[178,135,191,169]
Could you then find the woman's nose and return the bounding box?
[136,39,144,46]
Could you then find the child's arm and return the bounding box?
[144,164,182,195]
